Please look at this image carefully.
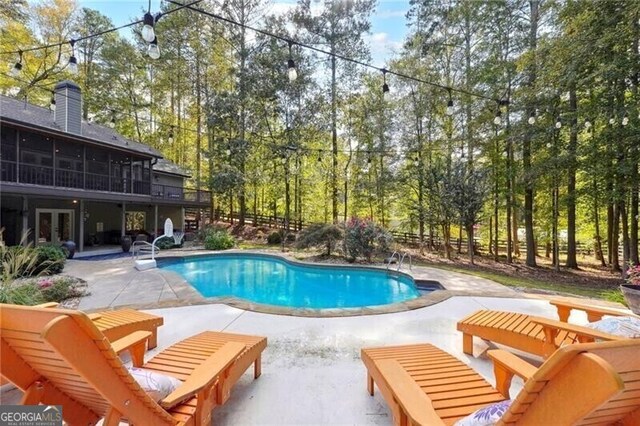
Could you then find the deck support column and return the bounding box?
[181,207,185,231]
[121,202,126,237]
[79,200,84,252]
[154,205,158,239]
[21,196,28,244]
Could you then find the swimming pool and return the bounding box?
[160,254,420,309]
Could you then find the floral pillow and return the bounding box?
[454,400,512,426]
[584,316,640,338]
[128,366,182,402]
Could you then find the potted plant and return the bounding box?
[121,235,132,253]
[622,264,640,314]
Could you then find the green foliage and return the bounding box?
[155,236,176,250]
[37,276,87,303]
[34,245,66,275]
[267,231,283,245]
[343,218,393,262]
[204,229,235,250]
[0,231,50,282]
[602,289,627,306]
[0,276,88,306]
[0,281,44,305]
[295,223,344,256]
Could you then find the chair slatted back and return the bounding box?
[499,340,640,426]
[0,304,176,425]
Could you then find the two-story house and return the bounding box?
[0,80,210,254]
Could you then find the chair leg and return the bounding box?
[148,330,158,350]
[367,373,374,396]
[462,333,473,355]
[21,381,44,405]
[103,408,122,426]
[254,354,262,379]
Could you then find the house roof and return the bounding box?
[0,94,162,158]
[154,158,191,177]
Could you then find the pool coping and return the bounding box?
[146,250,505,317]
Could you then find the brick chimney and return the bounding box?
[53,80,82,135]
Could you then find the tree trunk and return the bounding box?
[330,44,339,223]
[566,86,579,268]
[593,179,606,266]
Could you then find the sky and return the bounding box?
[74,0,410,66]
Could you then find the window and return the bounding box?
[0,126,16,161]
[125,211,146,231]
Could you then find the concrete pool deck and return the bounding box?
[2,296,633,425]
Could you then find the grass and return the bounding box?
[414,261,619,300]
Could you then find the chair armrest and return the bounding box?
[160,341,245,409]
[531,317,624,342]
[111,331,151,367]
[550,299,636,322]
[373,359,445,426]
[34,302,60,308]
[87,313,103,321]
[487,350,537,398]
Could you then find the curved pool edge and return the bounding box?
[146,250,461,317]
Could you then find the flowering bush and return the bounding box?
[626,264,640,285]
[343,217,393,262]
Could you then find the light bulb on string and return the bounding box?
[584,119,592,129]
[49,93,56,112]
[10,51,22,77]
[287,42,297,82]
[148,36,160,60]
[168,126,174,143]
[446,89,454,116]
[622,114,629,126]
[382,69,389,99]
[68,40,78,75]
[109,115,116,129]
[494,109,502,126]
[142,11,156,43]
[555,117,561,129]
[528,111,536,125]
[226,148,231,156]
[609,116,616,125]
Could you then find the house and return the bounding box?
[0,80,210,253]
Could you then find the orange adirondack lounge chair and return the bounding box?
[362,339,640,425]
[457,299,638,359]
[0,302,164,387]
[0,304,267,425]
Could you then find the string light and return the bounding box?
[68,40,78,75]
[382,69,389,98]
[141,0,156,43]
[49,92,56,111]
[446,89,454,116]
[168,126,174,143]
[148,36,160,60]
[225,148,231,156]
[109,115,116,128]
[494,109,502,126]
[9,51,22,76]
[528,111,536,125]
[622,113,629,126]
[609,116,616,125]
[555,117,561,129]
[584,119,592,129]
[287,42,297,82]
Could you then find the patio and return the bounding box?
[2,253,631,424]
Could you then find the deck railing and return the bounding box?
[1,160,210,204]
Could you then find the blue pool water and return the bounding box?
[160,255,420,309]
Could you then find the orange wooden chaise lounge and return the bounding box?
[457,299,638,359]
[362,339,640,425]
[0,304,267,425]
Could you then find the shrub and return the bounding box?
[343,218,393,262]
[0,281,44,305]
[267,231,283,245]
[155,236,176,250]
[1,231,47,281]
[204,230,235,250]
[37,276,87,302]
[33,245,66,275]
[296,223,343,256]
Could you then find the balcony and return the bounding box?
[1,160,210,206]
